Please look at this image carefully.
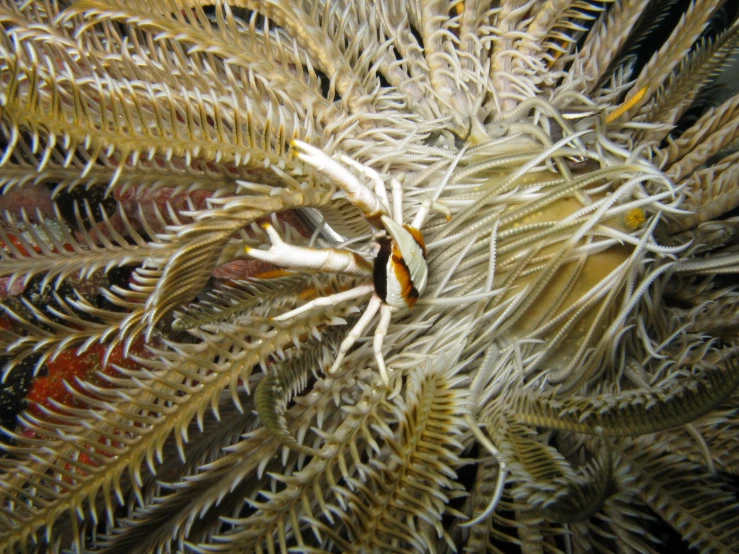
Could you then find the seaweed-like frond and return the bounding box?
[536,443,615,524]
[514,358,739,436]
[254,330,336,457]
[666,153,739,233]
[642,21,739,134]
[574,0,655,91]
[0,203,158,290]
[622,437,739,552]
[614,0,726,120]
[663,93,739,181]
[97,394,262,553]
[186,355,470,553]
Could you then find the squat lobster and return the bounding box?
[246,140,450,386]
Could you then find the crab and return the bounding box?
[245,140,450,386]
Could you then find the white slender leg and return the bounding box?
[391,178,404,225]
[329,294,382,374]
[410,199,452,229]
[373,304,396,386]
[246,224,372,277]
[292,140,388,219]
[273,283,375,321]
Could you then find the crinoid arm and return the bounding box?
[2,1,739,553]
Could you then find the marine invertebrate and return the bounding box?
[0,0,738,553]
[246,139,452,385]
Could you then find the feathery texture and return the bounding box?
[0,1,738,552]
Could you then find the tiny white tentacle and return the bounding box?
[391,178,404,225]
[433,143,468,202]
[461,414,510,528]
[411,199,452,229]
[411,199,431,230]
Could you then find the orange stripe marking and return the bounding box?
[391,244,419,307]
[606,87,647,124]
[404,225,426,257]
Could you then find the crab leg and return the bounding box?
[373,303,396,386]
[292,140,389,222]
[339,153,391,215]
[246,223,373,277]
[329,293,383,374]
[272,283,375,322]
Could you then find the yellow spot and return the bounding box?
[244,246,252,253]
[298,287,319,301]
[606,87,647,124]
[453,1,464,16]
[546,47,564,69]
[623,208,647,230]
[254,269,293,279]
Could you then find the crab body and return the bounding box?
[374,216,427,309]
[246,140,448,386]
